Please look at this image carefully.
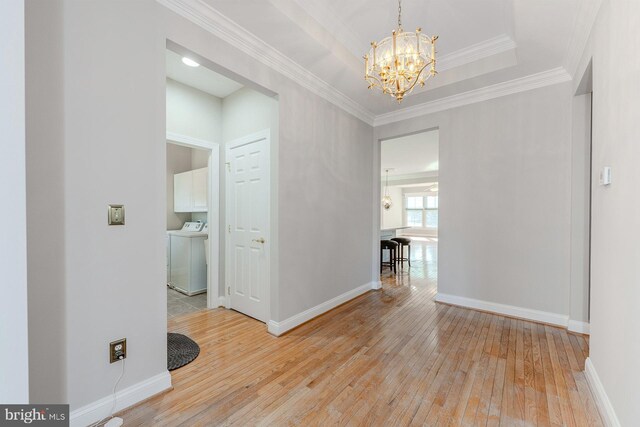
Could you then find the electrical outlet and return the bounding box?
[109,339,127,363]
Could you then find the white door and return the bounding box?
[226,130,270,322]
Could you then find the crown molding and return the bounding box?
[158,0,572,130]
[438,35,516,72]
[563,0,603,78]
[157,0,376,125]
[373,67,571,127]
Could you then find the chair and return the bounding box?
[391,237,411,268]
[380,240,398,273]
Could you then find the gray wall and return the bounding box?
[575,0,640,423]
[375,83,573,318]
[0,0,29,404]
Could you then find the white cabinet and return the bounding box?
[174,167,208,213]
[191,168,208,211]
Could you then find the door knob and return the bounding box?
[252,237,266,244]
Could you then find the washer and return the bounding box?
[167,222,208,296]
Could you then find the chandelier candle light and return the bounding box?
[364,0,438,102]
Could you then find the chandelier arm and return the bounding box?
[401,63,432,96]
[365,74,386,90]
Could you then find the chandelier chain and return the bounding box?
[398,0,402,29]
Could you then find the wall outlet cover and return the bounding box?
[109,338,127,363]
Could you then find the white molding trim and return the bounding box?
[166,131,216,150]
[584,358,621,427]
[217,296,228,308]
[564,0,603,78]
[438,35,516,72]
[70,371,171,427]
[371,281,382,290]
[267,282,376,336]
[157,0,375,125]
[159,1,577,128]
[567,319,590,335]
[374,67,571,126]
[435,293,569,328]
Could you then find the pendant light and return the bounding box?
[382,169,393,210]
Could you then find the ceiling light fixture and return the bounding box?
[181,57,200,67]
[382,169,393,210]
[364,0,438,102]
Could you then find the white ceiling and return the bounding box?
[381,130,439,176]
[196,0,597,117]
[166,49,244,98]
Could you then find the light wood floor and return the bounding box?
[121,239,602,426]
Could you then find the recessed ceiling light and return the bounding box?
[181,57,200,67]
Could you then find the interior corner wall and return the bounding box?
[166,144,193,230]
[374,83,573,318]
[574,1,640,424]
[25,0,67,404]
[0,0,29,404]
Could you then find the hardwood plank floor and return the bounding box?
[120,238,602,426]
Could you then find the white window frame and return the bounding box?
[404,192,438,230]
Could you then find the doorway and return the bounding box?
[165,43,277,326]
[165,140,219,317]
[379,129,440,289]
[568,60,593,334]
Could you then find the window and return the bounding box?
[425,196,438,228]
[405,194,438,228]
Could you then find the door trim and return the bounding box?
[225,129,271,321]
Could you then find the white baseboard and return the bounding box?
[217,296,228,308]
[434,293,569,328]
[371,281,382,290]
[267,281,376,336]
[70,371,171,427]
[584,358,621,427]
[568,319,590,335]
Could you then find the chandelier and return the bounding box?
[364,0,438,102]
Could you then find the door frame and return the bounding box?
[224,129,271,321]
[166,131,220,310]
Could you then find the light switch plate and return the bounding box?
[108,204,125,225]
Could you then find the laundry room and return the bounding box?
[164,44,278,325]
[165,48,232,318]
